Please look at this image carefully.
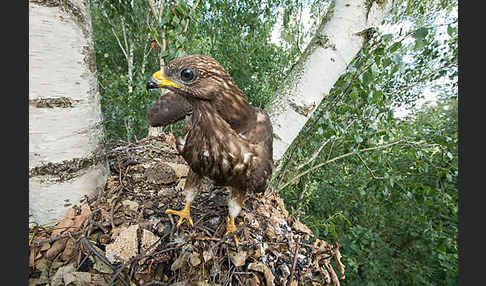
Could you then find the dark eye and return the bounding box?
[180,68,195,82]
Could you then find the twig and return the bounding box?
[356,153,385,180]
[210,223,247,252]
[141,282,168,286]
[287,237,301,286]
[80,237,130,286]
[296,137,332,170]
[31,230,84,246]
[182,0,200,33]
[277,140,405,192]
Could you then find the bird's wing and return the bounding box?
[147,90,192,127]
[239,108,273,155]
[238,108,274,194]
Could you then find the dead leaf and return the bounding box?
[312,239,330,254]
[229,250,247,267]
[51,264,75,286]
[249,274,262,286]
[105,224,139,263]
[334,243,346,280]
[63,271,92,286]
[203,250,213,262]
[90,243,114,274]
[122,200,140,212]
[72,203,91,229]
[264,227,277,240]
[61,238,75,262]
[292,220,313,236]
[141,229,160,253]
[253,248,262,259]
[40,242,50,252]
[51,208,76,239]
[171,252,189,271]
[324,260,340,286]
[189,252,201,266]
[29,247,37,267]
[248,262,275,286]
[46,238,67,260]
[34,258,50,285]
[165,162,190,178]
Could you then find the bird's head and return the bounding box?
[146,55,239,102]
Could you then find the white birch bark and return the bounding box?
[267,0,395,162]
[29,0,109,225]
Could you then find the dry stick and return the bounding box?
[127,231,172,280]
[210,223,247,253]
[182,0,200,33]
[141,282,167,286]
[31,230,84,246]
[277,140,405,192]
[287,237,301,286]
[80,237,130,286]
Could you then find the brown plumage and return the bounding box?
[146,55,273,243]
[146,90,192,127]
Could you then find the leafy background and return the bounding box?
[90,0,458,284]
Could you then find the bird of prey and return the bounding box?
[146,55,273,243]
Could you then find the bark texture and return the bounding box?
[267,0,394,162]
[29,0,108,225]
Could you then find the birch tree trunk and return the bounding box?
[267,0,395,162]
[29,0,109,226]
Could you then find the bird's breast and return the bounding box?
[180,117,257,187]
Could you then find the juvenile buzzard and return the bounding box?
[146,55,273,244]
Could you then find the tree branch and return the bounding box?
[277,140,405,192]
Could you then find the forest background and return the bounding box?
[89,0,458,285]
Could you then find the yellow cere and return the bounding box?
[153,70,181,88]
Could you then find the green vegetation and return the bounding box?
[90,0,458,284]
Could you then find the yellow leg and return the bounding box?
[225,216,239,245]
[165,203,193,227]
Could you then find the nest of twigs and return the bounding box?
[28,133,345,286]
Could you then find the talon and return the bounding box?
[165,204,193,227]
[225,216,239,245]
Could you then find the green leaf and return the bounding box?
[447,25,454,37]
[389,42,402,53]
[373,90,383,102]
[414,39,426,51]
[362,70,372,85]
[176,3,187,16]
[160,50,169,58]
[412,27,429,40]
[383,58,392,67]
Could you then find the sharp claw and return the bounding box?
[165,204,193,227]
[225,217,239,245]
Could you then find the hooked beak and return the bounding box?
[146,70,181,91]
